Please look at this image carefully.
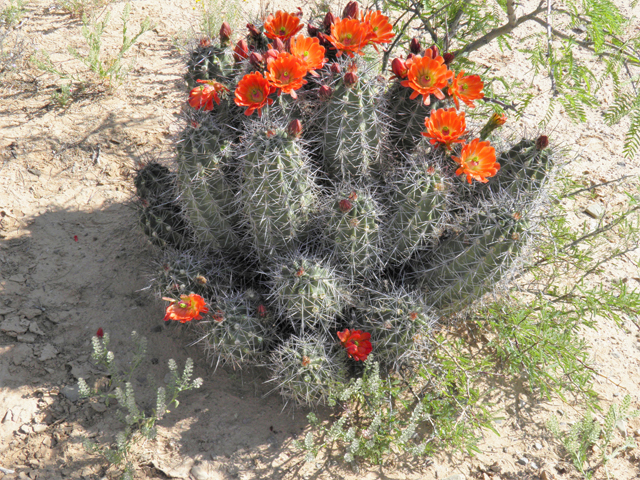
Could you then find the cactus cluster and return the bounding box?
[135,3,554,406]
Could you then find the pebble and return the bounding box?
[60,385,80,402]
[28,321,44,336]
[19,424,32,434]
[39,344,58,361]
[0,316,29,336]
[17,333,36,343]
[32,424,47,433]
[530,462,539,470]
[443,475,466,480]
[534,442,543,450]
[21,308,43,320]
[517,457,529,466]
[89,402,107,413]
[585,203,605,218]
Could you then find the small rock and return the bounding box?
[617,161,626,167]
[634,429,640,437]
[616,419,627,437]
[190,461,225,480]
[8,274,25,283]
[556,409,564,416]
[443,475,466,480]
[32,424,47,433]
[517,457,529,466]
[28,322,44,335]
[11,344,33,366]
[585,203,605,218]
[17,333,36,343]
[530,462,539,470]
[540,470,552,480]
[19,424,33,434]
[152,458,195,479]
[61,385,80,402]
[39,344,58,361]
[534,442,543,450]
[21,308,43,320]
[489,462,501,473]
[0,306,15,315]
[89,402,107,413]
[2,409,14,423]
[1,316,29,336]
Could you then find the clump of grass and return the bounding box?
[0,0,27,27]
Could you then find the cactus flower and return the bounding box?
[234,72,276,117]
[329,18,370,57]
[188,79,229,111]
[448,70,484,109]
[452,138,500,184]
[163,293,209,323]
[263,10,304,41]
[337,329,372,361]
[401,55,453,106]
[423,108,467,149]
[290,35,326,76]
[362,10,393,49]
[265,53,308,99]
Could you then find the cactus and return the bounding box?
[136,4,556,407]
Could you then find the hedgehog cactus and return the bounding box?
[134,4,555,406]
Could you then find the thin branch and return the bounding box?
[506,0,517,27]
[454,1,546,57]
[563,174,633,198]
[546,0,558,95]
[479,95,518,111]
[561,205,640,252]
[381,11,419,73]
[444,8,464,52]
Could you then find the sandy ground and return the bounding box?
[1,0,639,479]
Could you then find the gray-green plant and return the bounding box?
[548,395,639,479]
[78,330,203,479]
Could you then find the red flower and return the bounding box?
[96,328,104,338]
[265,52,308,99]
[452,138,500,184]
[337,329,372,362]
[401,54,453,106]
[448,70,484,109]
[234,72,276,117]
[163,294,209,323]
[422,108,467,149]
[188,79,229,111]
[362,11,393,50]
[290,34,326,76]
[329,18,370,58]
[263,11,304,41]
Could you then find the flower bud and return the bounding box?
[342,1,359,19]
[536,135,549,150]
[344,72,358,86]
[265,49,279,62]
[249,51,264,67]
[443,52,455,65]
[323,11,338,32]
[219,22,232,46]
[479,113,507,140]
[247,23,261,37]
[257,304,267,317]
[391,58,408,79]
[307,24,320,37]
[318,85,332,99]
[273,37,285,52]
[330,62,341,74]
[199,36,212,48]
[233,39,249,62]
[96,328,104,338]
[339,199,353,212]
[409,38,421,55]
[425,45,439,59]
[293,7,303,18]
[287,119,303,138]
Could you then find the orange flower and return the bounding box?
[163,294,208,323]
[337,329,372,362]
[263,10,304,41]
[188,79,229,111]
[290,35,326,76]
[401,54,453,105]
[362,10,393,50]
[329,18,370,58]
[452,138,500,184]
[448,70,484,109]
[265,52,308,98]
[234,72,276,117]
[423,108,467,149]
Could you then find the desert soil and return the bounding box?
[1,1,639,479]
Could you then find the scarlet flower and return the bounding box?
[188,79,229,111]
[290,35,326,76]
[337,329,372,362]
[401,54,453,105]
[265,52,308,99]
[452,138,500,184]
[163,293,209,323]
[329,18,370,57]
[263,10,304,41]
[362,10,393,50]
[234,72,276,117]
[423,108,467,149]
[448,70,484,109]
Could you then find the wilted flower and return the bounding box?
[452,138,500,184]
[188,79,229,111]
[443,52,455,65]
[163,294,209,323]
[448,70,484,109]
[479,112,507,140]
[423,108,467,149]
[337,329,372,361]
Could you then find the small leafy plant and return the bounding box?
[77,330,203,479]
[0,0,27,27]
[548,395,639,479]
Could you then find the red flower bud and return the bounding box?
[265,49,279,62]
[339,199,353,212]
[536,135,549,150]
[249,51,264,67]
[307,24,320,37]
[257,304,267,317]
[330,62,341,74]
[344,72,358,86]
[273,38,285,52]
[293,7,303,18]
[391,58,408,79]
[247,23,261,37]
[219,22,232,46]
[233,39,249,62]
[318,85,333,99]
[342,1,359,19]
[443,52,455,65]
[323,11,338,31]
[410,38,422,55]
[96,328,104,338]
[287,119,303,138]
[199,36,212,48]
[425,45,439,59]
